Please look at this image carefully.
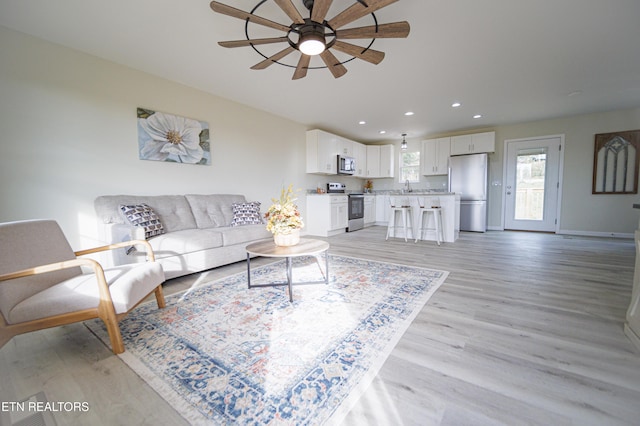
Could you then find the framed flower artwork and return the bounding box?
[137,108,211,165]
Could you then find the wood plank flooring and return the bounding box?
[1,228,638,425]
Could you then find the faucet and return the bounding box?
[404,179,412,193]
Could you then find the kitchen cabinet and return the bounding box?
[353,142,367,177]
[366,145,380,177]
[421,137,450,175]
[337,137,353,157]
[306,194,348,237]
[450,131,495,155]
[366,144,395,178]
[306,129,339,174]
[307,129,367,175]
[379,145,394,177]
[364,195,376,226]
[375,194,390,223]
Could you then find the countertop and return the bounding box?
[306,191,457,196]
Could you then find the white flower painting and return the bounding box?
[137,108,210,165]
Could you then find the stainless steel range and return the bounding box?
[347,194,364,232]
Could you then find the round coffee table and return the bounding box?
[246,238,330,302]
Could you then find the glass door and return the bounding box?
[504,136,562,232]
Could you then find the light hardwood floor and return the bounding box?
[1,228,638,425]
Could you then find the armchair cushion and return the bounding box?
[0,220,81,321]
[7,262,164,324]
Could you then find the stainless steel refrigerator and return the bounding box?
[448,153,488,232]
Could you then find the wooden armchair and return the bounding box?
[0,219,166,354]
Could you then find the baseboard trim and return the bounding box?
[557,229,633,239]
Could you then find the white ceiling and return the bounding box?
[1,0,639,142]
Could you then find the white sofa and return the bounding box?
[94,194,271,280]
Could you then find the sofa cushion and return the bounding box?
[146,229,224,257]
[95,195,197,232]
[231,201,263,227]
[185,194,247,229]
[119,204,166,239]
[217,225,271,246]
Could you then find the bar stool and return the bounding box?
[415,197,443,245]
[386,196,413,242]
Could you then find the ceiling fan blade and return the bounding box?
[210,1,290,32]
[320,50,348,78]
[328,0,398,30]
[219,37,289,48]
[331,41,385,64]
[336,21,410,39]
[251,46,296,70]
[311,0,334,23]
[293,54,311,80]
[273,0,305,24]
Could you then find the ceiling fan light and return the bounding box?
[299,34,325,56]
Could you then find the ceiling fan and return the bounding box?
[209,0,410,79]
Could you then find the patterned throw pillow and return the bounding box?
[119,203,165,239]
[231,201,263,227]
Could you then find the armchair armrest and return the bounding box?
[75,239,156,262]
[0,257,115,315]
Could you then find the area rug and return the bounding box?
[85,255,448,425]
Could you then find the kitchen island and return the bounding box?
[376,192,460,243]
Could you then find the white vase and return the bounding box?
[274,229,300,247]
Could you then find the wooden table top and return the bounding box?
[246,238,330,258]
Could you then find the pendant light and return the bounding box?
[401,133,408,151]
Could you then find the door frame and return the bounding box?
[500,134,565,232]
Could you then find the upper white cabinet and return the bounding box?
[421,137,450,175]
[306,129,393,178]
[366,145,380,177]
[450,131,495,155]
[306,129,339,174]
[337,137,353,157]
[353,142,367,177]
[380,145,394,178]
[366,145,395,178]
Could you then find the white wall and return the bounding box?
[0,26,319,248]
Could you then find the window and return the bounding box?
[399,151,420,183]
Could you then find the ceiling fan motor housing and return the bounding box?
[302,0,315,12]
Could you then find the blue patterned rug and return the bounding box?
[86,255,448,425]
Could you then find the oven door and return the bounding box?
[348,195,365,231]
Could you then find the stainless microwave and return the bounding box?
[337,155,355,175]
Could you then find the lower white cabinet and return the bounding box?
[306,194,348,237]
[364,195,376,226]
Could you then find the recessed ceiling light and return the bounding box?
[359,120,366,125]
[473,114,482,119]
[404,111,414,116]
[452,102,461,108]
[379,130,386,134]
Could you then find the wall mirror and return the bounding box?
[592,129,639,194]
